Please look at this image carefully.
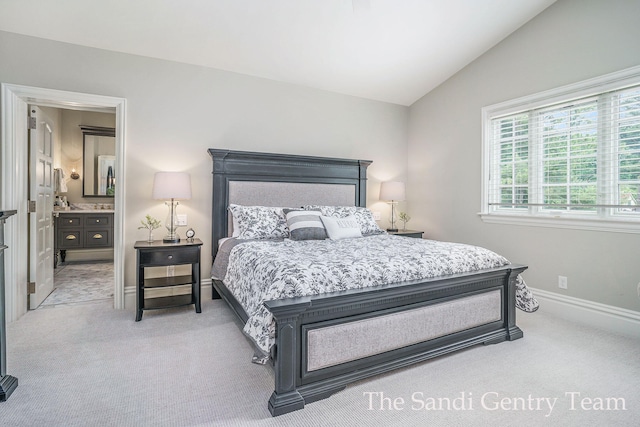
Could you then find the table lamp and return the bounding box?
[152,171,192,243]
[379,181,405,232]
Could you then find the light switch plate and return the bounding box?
[176,214,187,226]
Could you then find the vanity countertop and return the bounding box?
[55,209,114,214]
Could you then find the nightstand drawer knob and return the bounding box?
[168,255,173,259]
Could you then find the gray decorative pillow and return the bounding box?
[304,205,385,236]
[283,209,327,240]
[228,204,288,240]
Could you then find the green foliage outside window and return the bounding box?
[495,90,640,213]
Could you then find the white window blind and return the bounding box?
[483,69,640,231]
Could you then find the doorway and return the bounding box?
[36,106,116,308]
[1,84,126,322]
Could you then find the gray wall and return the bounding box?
[0,30,408,298]
[408,0,640,311]
[4,0,639,314]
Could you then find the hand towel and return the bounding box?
[55,168,68,193]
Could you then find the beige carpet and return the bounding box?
[3,298,639,426]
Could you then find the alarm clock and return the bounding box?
[185,228,195,241]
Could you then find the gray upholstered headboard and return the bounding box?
[228,181,356,208]
[208,149,372,259]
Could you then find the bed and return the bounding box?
[208,149,537,417]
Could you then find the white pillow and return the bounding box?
[304,205,385,236]
[320,215,362,240]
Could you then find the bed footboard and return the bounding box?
[264,264,526,416]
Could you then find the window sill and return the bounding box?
[479,212,640,234]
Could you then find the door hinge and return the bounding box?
[28,282,36,294]
[28,200,36,213]
[28,116,37,130]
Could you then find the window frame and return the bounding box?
[481,65,640,234]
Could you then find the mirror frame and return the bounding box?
[81,125,116,198]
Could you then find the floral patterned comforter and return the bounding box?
[212,234,538,354]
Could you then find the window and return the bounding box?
[482,66,640,233]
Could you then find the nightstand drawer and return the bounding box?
[139,246,199,266]
[388,230,424,239]
[398,232,423,239]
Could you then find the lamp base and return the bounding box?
[163,237,180,243]
[387,228,398,232]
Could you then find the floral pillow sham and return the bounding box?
[229,204,384,240]
[228,204,288,240]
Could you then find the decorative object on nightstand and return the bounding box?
[398,211,411,231]
[379,181,405,232]
[138,214,161,243]
[152,171,191,243]
[185,228,195,242]
[134,238,203,321]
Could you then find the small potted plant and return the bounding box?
[138,214,161,243]
[398,212,411,231]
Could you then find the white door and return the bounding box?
[28,105,55,309]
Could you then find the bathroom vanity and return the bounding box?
[54,210,114,266]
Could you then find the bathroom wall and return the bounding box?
[58,109,116,205]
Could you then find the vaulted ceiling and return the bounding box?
[0,0,556,105]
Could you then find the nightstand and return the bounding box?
[388,229,424,239]
[134,238,203,321]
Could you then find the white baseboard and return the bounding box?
[123,279,213,311]
[529,287,640,339]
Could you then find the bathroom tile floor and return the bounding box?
[40,261,114,307]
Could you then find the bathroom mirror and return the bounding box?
[81,125,116,198]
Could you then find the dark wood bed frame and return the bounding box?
[208,149,526,417]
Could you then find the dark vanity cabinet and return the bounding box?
[55,212,114,264]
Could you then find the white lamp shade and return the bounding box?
[152,172,192,200]
[379,181,405,201]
